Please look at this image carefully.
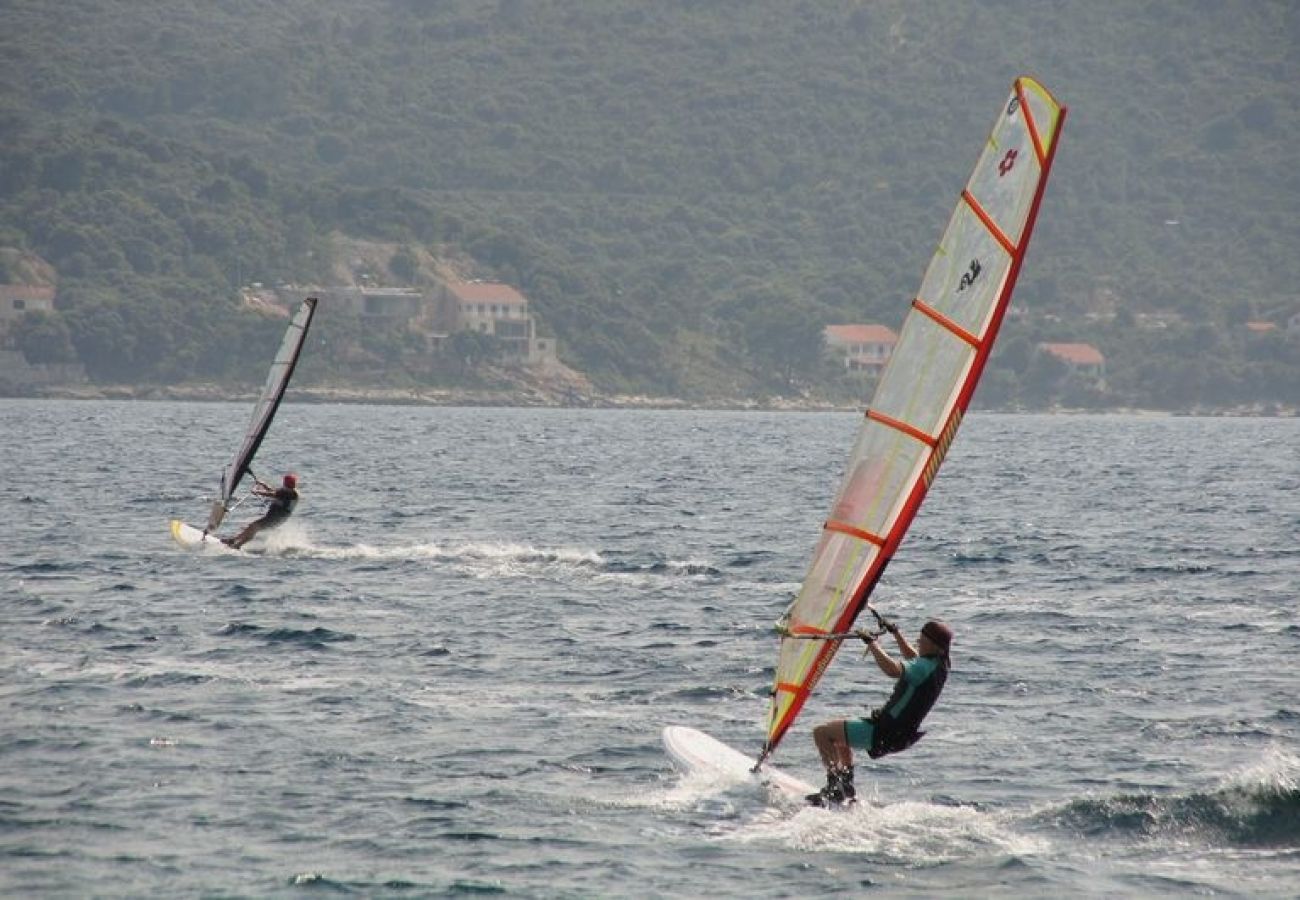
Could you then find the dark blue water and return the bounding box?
[2,400,1297,897]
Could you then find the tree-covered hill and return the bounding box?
[1,0,1296,406]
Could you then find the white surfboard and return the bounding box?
[169,519,239,552]
[662,725,816,802]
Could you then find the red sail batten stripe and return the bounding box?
[961,189,1016,256]
[823,518,887,547]
[865,408,938,447]
[911,298,982,349]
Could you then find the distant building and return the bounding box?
[0,284,59,360]
[434,281,556,366]
[327,286,427,322]
[0,285,56,325]
[278,280,558,367]
[824,324,897,376]
[1245,321,1278,335]
[1038,342,1105,378]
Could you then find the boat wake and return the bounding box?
[222,527,719,584]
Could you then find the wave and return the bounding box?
[214,621,356,652]
[1042,748,1300,848]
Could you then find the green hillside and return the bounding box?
[1,0,1297,407]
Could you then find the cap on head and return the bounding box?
[282,473,298,489]
[921,620,953,653]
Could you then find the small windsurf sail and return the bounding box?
[205,296,317,533]
[758,77,1066,766]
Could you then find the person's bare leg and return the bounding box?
[813,720,854,771]
[227,521,261,549]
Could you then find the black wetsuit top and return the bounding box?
[262,486,298,525]
[868,652,949,759]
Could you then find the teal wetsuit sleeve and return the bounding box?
[885,656,940,720]
[904,656,938,685]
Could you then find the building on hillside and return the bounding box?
[823,324,898,376]
[276,280,558,367]
[1037,342,1105,378]
[433,280,557,366]
[1245,321,1278,335]
[0,284,85,386]
[0,285,56,328]
[325,286,427,322]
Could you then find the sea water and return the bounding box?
[2,400,1297,897]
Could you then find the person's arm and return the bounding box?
[862,634,903,678]
[888,622,918,660]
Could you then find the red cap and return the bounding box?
[921,620,953,653]
[282,473,297,489]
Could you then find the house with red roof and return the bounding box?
[1037,342,1105,378]
[824,324,898,376]
[435,280,556,365]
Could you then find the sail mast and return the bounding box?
[759,78,1067,765]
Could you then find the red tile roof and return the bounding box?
[447,282,527,305]
[1039,342,1104,366]
[824,324,898,345]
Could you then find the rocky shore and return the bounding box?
[24,380,851,412]
[14,381,1298,417]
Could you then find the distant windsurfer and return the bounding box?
[807,619,953,807]
[225,473,299,549]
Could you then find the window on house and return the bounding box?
[14,299,25,311]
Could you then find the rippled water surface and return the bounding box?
[2,401,1297,897]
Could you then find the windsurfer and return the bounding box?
[807,619,953,807]
[225,473,299,549]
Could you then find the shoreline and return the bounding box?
[5,382,1296,417]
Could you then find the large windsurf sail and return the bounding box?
[205,296,317,533]
[758,77,1066,766]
